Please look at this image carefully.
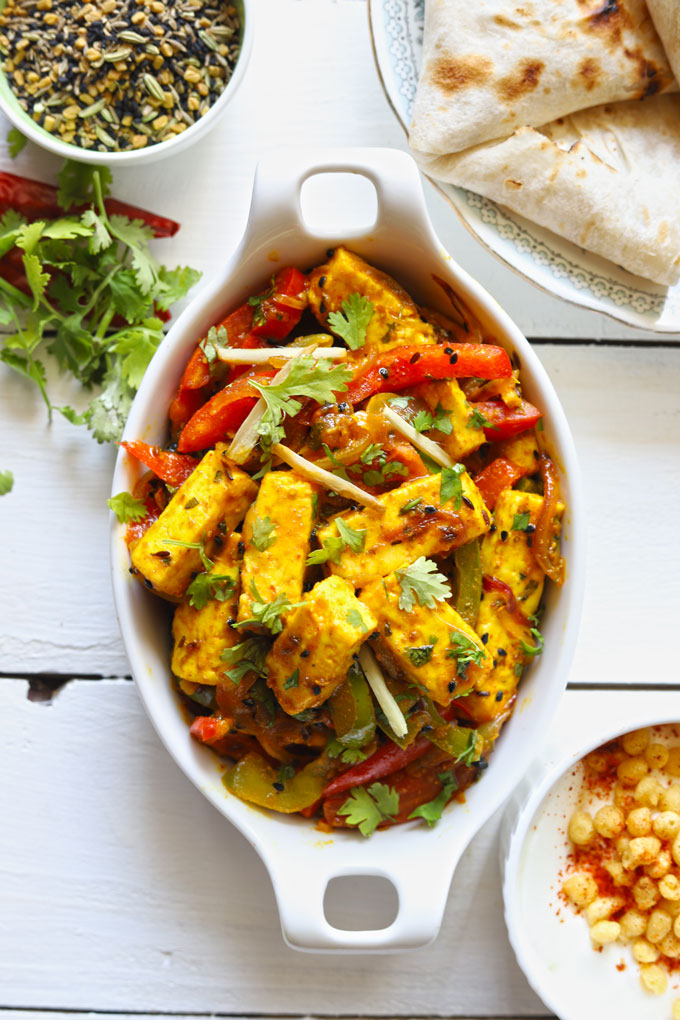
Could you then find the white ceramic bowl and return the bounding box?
[111,146,586,952]
[502,697,680,1019]
[0,0,252,166]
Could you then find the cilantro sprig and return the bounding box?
[447,631,485,678]
[306,516,366,565]
[327,292,374,350]
[221,635,272,684]
[338,782,399,837]
[252,357,352,450]
[236,580,302,635]
[0,160,200,442]
[107,490,147,523]
[186,570,236,611]
[251,515,277,551]
[408,771,458,827]
[396,557,451,612]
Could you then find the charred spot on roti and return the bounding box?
[588,0,625,46]
[589,0,621,28]
[493,14,521,29]
[430,53,494,94]
[577,57,602,90]
[497,59,545,102]
[623,50,665,98]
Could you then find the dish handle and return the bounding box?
[242,146,432,246]
[265,843,456,953]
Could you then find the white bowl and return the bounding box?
[111,146,586,952]
[502,699,680,1019]
[0,0,252,166]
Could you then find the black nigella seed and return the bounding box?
[326,248,335,258]
[312,684,321,695]
[318,275,326,288]
[410,352,421,364]
[379,367,389,379]
[462,496,474,509]
[338,401,349,412]
[526,523,536,533]
[497,647,507,657]
[481,633,489,644]
[449,353,458,364]
[448,680,457,693]
[301,649,310,658]
[238,540,245,555]
[496,691,504,702]
[490,523,497,533]
[320,300,326,314]
[500,530,508,541]
[272,782,284,792]
[444,347,453,355]
[424,504,436,514]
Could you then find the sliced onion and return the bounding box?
[535,453,565,585]
[271,444,384,509]
[215,345,346,365]
[226,346,315,465]
[358,646,408,738]
[382,405,453,469]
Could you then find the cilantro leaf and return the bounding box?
[221,635,272,684]
[251,515,276,551]
[84,360,135,444]
[327,738,367,765]
[306,534,345,566]
[81,208,112,254]
[107,491,147,523]
[346,608,368,633]
[56,161,112,209]
[283,668,299,689]
[252,357,352,451]
[520,627,544,658]
[336,517,366,553]
[440,463,465,509]
[327,292,374,350]
[408,771,457,827]
[186,570,236,611]
[431,403,453,435]
[413,409,434,433]
[0,469,14,495]
[512,512,531,532]
[236,580,301,635]
[338,782,399,837]
[22,253,50,307]
[114,318,164,389]
[406,644,435,667]
[396,557,451,612]
[468,408,494,430]
[447,631,485,675]
[455,729,480,766]
[156,265,202,311]
[400,498,422,516]
[7,127,27,158]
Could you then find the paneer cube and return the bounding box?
[266,576,377,714]
[459,593,535,725]
[130,445,257,600]
[237,470,315,628]
[317,471,490,586]
[171,532,242,685]
[360,573,490,705]
[307,247,438,354]
[496,431,541,474]
[480,489,563,617]
[411,379,485,460]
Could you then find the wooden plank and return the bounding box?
[3,682,678,1016]
[0,677,553,1016]
[1,345,679,679]
[0,0,670,342]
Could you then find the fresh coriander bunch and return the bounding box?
[0,160,200,442]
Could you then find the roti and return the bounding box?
[415,95,680,286]
[409,0,676,158]
[646,0,680,83]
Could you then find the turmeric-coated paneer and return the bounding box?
[130,444,257,600]
[308,247,438,354]
[266,576,377,715]
[171,532,242,685]
[480,489,563,617]
[317,471,490,586]
[360,572,490,706]
[411,379,486,461]
[459,593,536,725]
[237,470,316,629]
[495,431,541,474]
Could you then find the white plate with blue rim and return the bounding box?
[368,0,680,333]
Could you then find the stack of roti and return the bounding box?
[409,0,680,286]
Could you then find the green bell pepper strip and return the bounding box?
[330,663,376,748]
[222,750,339,813]
[422,696,481,763]
[454,539,483,628]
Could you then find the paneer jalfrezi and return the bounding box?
[118,248,565,836]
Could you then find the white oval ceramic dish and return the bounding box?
[111,146,586,952]
[502,699,680,1019]
[0,0,252,166]
[368,0,680,333]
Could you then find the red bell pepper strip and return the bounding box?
[190,716,231,745]
[0,171,179,237]
[482,575,532,627]
[471,397,542,441]
[168,267,308,430]
[343,343,512,406]
[177,365,277,453]
[121,440,198,486]
[125,495,161,548]
[473,456,526,510]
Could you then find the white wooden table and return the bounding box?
[2,2,679,1019]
